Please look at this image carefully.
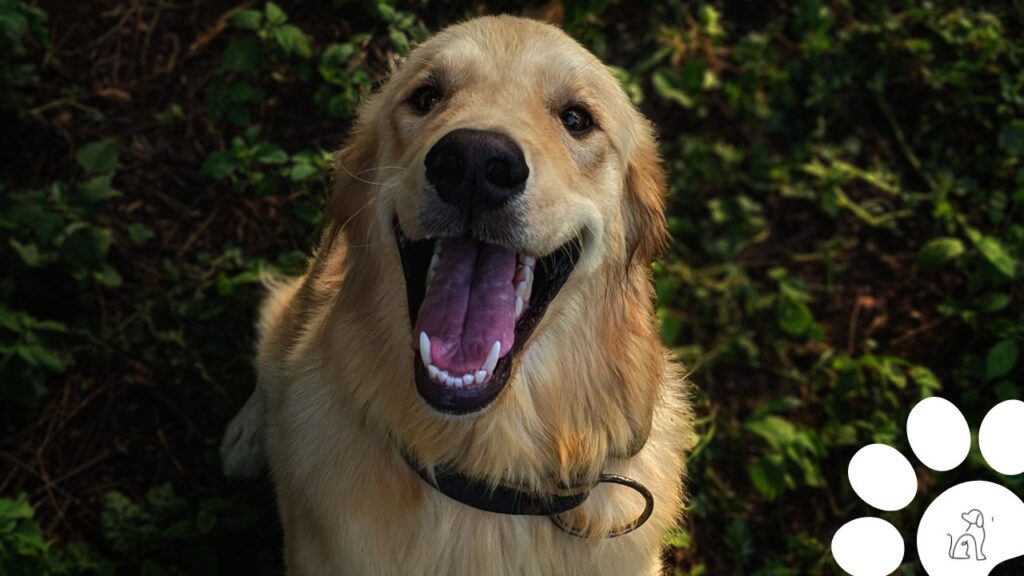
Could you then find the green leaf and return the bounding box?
[979,293,1012,313]
[0,494,35,522]
[320,43,356,85]
[388,29,409,53]
[910,365,942,391]
[986,340,1019,381]
[375,2,396,23]
[748,456,786,500]
[254,144,288,165]
[665,527,692,549]
[220,36,263,73]
[273,24,312,58]
[976,236,1016,277]
[289,163,319,181]
[229,9,263,30]
[1000,119,1024,156]
[658,308,682,344]
[16,344,67,372]
[201,151,235,180]
[78,174,122,204]
[699,5,725,38]
[264,2,287,25]
[776,293,814,337]
[196,509,216,534]
[227,81,261,103]
[915,237,964,271]
[652,69,693,108]
[127,223,155,244]
[62,224,113,271]
[75,138,119,174]
[95,265,122,288]
[140,560,170,576]
[746,416,797,450]
[9,239,43,266]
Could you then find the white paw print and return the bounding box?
[831,398,1024,576]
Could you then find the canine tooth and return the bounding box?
[462,374,474,386]
[474,371,487,384]
[428,365,439,380]
[483,341,501,374]
[516,278,532,303]
[523,256,536,268]
[515,297,523,318]
[426,254,439,285]
[419,332,432,366]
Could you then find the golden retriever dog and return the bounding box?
[221,15,693,575]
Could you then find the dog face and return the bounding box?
[325,16,666,438]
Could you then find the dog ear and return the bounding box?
[622,121,668,270]
[975,511,984,527]
[604,120,670,458]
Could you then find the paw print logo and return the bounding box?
[831,398,1024,576]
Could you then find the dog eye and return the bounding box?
[409,86,442,114]
[560,107,593,134]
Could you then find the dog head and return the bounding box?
[962,509,984,528]
[321,16,668,482]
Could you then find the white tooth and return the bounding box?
[483,341,501,374]
[428,365,439,380]
[462,374,474,385]
[523,256,536,268]
[474,371,487,384]
[448,375,462,388]
[515,297,523,318]
[419,332,432,366]
[516,280,532,303]
[438,370,449,382]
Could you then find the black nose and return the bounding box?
[424,129,529,220]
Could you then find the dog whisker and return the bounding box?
[355,165,408,176]
[339,163,400,186]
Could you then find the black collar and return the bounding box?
[396,443,654,537]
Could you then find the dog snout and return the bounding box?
[424,128,529,220]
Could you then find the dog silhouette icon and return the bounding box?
[948,509,987,561]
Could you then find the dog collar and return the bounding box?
[395,442,654,538]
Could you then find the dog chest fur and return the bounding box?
[263,348,689,576]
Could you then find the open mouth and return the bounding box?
[396,224,581,415]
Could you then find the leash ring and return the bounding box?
[549,473,655,539]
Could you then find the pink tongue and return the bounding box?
[414,238,516,375]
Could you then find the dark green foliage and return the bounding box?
[0,494,109,575]
[0,0,1021,574]
[0,0,46,114]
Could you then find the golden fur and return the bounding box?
[221,15,693,575]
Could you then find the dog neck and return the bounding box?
[312,224,664,493]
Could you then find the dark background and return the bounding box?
[1,0,1022,574]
